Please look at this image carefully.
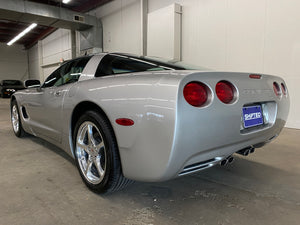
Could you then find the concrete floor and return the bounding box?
[0,98,299,225]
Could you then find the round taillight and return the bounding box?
[183,82,208,107]
[281,83,287,96]
[215,81,234,104]
[273,82,281,97]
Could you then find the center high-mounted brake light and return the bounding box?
[249,74,262,79]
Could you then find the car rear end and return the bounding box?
[165,71,289,178]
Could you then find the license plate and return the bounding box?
[242,105,264,128]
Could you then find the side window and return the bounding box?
[43,56,91,88]
[59,56,91,85]
[43,62,71,88]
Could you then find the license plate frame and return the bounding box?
[242,105,264,128]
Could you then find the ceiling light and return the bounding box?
[7,23,37,46]
[62,0,71,3]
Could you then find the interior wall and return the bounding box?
[0,43,28,81]
[89,0,141,54]
[28,28,72,82]
[41,29,72,82]
[28,44,40,80]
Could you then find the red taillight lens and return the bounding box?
[281,83,287,96]
[183,82,208,107]
[273,82,281,97]
[215,81,234,104]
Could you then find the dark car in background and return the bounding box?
[0,80,25,98]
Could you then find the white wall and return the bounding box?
[28,28,72,82]
[28,44,40,80]
[89,0,141,54]
[0,43,28,81]
[41,29,72,81]
[147,3,181,60]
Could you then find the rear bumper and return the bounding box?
[176,118,285,177]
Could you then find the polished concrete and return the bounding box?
[0,98,299,225]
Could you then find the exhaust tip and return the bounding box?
[236,147,255,156]
[227,156,234,164]
[220,159,228,166]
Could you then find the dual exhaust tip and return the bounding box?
[237,147,255,156]
[220,147,255,166]
[220,155,234,166]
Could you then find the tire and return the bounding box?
[11,100,26,137]
[73,111,132,194]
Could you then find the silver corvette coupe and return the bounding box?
[11,53,290,193]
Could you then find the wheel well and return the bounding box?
[10,96,16,103]
[10,96,16,107]
[70,101,113,153]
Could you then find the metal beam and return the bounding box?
[0,0,98,30]
[72,0,113,13]
[140,0,148,56]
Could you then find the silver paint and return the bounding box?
[11,54,290,182]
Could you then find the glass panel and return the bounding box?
[95,54,177,77]
[43,56,91,88]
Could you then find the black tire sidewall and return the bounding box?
[73,111,120,193]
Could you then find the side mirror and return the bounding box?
[24,79,41,88]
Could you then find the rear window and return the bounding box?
[95,54,187,77]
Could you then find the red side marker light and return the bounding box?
[249,74,261,79]
[116,118,134,126]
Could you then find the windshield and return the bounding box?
[2,80,22,86]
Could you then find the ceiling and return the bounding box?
[0,0,112,49]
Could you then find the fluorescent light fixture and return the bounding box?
[62,0,71,3]
[7,23,37,46]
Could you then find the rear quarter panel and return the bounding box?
[62,71,188,181]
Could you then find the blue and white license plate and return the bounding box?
[242,105,264,128]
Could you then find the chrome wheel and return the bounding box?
[11,105,19,133]
[75,121,106,185]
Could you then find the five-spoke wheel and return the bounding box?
[11,100,26,137]
[76,121,107,184]
[73,111,132,193]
